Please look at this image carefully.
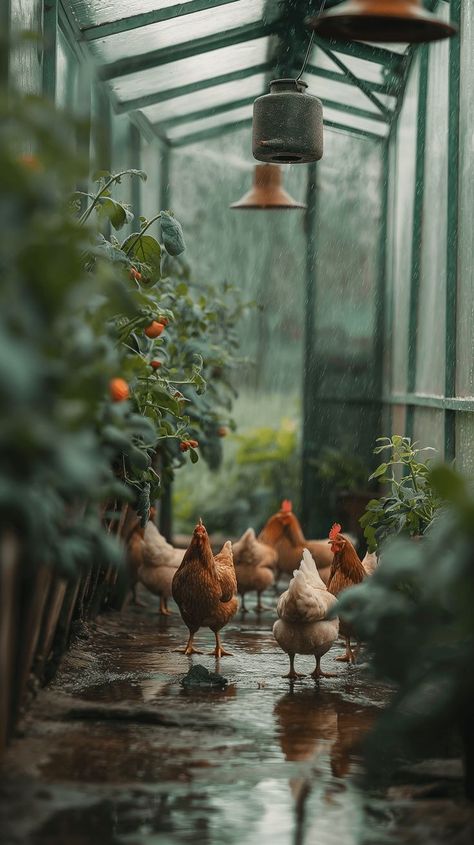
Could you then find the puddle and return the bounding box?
[0,591,467,845]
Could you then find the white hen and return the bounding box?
[273,549,339,680]
[138,521,185,615]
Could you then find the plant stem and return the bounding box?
[124,213,162,256]
[79,171,133,226]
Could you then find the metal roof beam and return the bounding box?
[315,37,405,70]
[172,114,384,148]
[100,20,276,81]
[305,64,396,96]
[80,0,242,41]
[313,40,392,118]
[114,63,271,114]
[156,92,388,134]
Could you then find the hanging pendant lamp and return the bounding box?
[230,165,306,210]
[307,0,457,43]
[253,79,323,164]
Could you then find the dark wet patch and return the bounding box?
[0,589,470,845]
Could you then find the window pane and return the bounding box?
[168,104,253,140]
[111,38,269,104]
[89,0,266,64]
[142,72,266,124]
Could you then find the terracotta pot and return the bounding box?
[0,533,21,753]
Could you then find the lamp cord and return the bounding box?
[295,0,327,82]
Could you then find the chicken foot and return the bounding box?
[159,596,172,616]
[175,631,203,655]
[209,631,233,658]
[335,636,357,664]
[255,592,272,613]
[311,655,337,680]
[283,654,306,680]
[131,585,146,608]
[240,593,249,614]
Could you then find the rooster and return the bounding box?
[327,523,377,663]
[232,528,277,613]
[259,500,334,584]
[172,519,238,658]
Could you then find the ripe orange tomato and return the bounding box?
[144,321,165,339]
[109,378,130,402]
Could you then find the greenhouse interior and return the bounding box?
[1,1,474,843]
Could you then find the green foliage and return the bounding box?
[360,435,443,551]
[337,466,474,793]
[0,93,125,575]
[173,418,300,536]
[309,446,369,494]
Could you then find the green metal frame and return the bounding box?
[80,0,243,41]
[313,38,392,118]
[445,0,461,461]
[99,20,274,81]
[43,0,59,100]
[1,0,11,85]
[115,63,271,114]
[405,45,429,442]
[302,162,319,530]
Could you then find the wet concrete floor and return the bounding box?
[1,589,472,845]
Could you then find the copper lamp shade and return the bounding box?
[308,0,457,43]
[230,165,306,210]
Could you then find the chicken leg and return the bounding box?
[176,630,203,655]
[336,636,356,664]
[209,631,233,658]
[311,655,337,680]
[240,593,249,614]
[159,596,172,616]
[255,591,272,613]
[283,654,306,681]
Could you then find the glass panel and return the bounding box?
[56,30,78,109]
[457,0,474,398]
[10,0,43,94]
[112,37,269,103]
[89,0,265,64]
[140,137,162,241]
[142,72,266,124]
[416,3,449,397]
[306,74,395,114]
[70,0,202,29]
[413,408,445,457]
[456,413,474,476]
[168,104,253,140]
[390,57,419,394]
[323,106,388,137]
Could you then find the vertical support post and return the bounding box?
[129,124,142,216]
[406,45,429,441]
[374,140,390,436]
[42,0,58,101]
[158,144,173,541]
[0,0,11,87]
[445,0,461,462]
[302,162,318,533]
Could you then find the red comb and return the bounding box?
[329,523,342,541]
[281,500,293,513]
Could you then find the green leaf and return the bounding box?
[161,211,186,256]
[121,233,162,282]
[189,448,199,464]
[369,463,389,481]
[96,197,133,231]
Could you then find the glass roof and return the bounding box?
[64,0,413,147]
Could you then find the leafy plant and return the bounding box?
[173,418,300,536]
[337,465,474,799]
[360,435,443,551]
[310,446,369,494]
[75,171,252,521]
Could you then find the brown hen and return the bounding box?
[327,523,373,663]
[258,500,333,584]
[172,519,238,658]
